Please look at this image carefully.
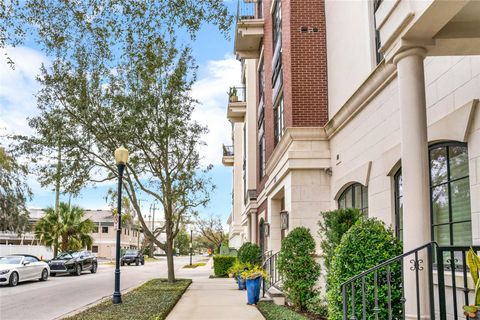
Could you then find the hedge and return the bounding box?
[213,255,236,277]
[327,218,402,320]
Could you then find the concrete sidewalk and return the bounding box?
[167,259,265,320]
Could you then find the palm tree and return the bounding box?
[35,203,94,256]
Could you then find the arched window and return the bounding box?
[394,169,403,240]
[430,142,471,246]
[338,183,368,215]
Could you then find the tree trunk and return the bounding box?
[166,233,175,283]
[53,243,58,258]
[54,143,61,214]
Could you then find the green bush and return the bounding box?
[327,218,403,320]
[237,242,261,265]
[213,255,236,277]
[318,208,363,272]
[278,227,321,311]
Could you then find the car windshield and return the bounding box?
[56,252,81,259]
[0,256,23,264]
[125,250,137,255]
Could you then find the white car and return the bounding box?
[0,255,50,287]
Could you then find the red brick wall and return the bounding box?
[256,0,328,193]
[286,0,328,127]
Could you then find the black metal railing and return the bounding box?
[228,86,246,103]
[223,145,234,157]
[262,251,282,297]
[236,0,263,21]
[436,245,480,320]
[341,243,435,320]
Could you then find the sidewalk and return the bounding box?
[167,259,265,320]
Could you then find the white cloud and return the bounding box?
[0,46,47,137]
[191,54,242,166]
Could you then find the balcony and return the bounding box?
[227,86,247,122]
[222,144,234,166]
[234,0,264,59]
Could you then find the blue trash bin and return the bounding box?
[246,277,261,305]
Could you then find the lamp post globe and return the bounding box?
[113,146,128,305]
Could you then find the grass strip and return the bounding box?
[65,279,191,320]
[257,301,309,320]
[183,262,206,268]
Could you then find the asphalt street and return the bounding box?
[0,256,201,320]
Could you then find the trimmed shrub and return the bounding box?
[278,227,321,311]
[327,218,403,320]
[237,242,261,265]
[318,208,363,272]
[213,255,236,277]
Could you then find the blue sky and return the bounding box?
[0,2,240,223]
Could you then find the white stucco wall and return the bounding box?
[329,55,480,240]
[325,0,376,118]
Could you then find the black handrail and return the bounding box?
[341,242,436,320]
[262,251,281,297]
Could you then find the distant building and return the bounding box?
[0,208,143,260]
[84,210,143,259]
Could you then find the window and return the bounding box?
[102,226,109,233]
[271,0,283,98]
[258,59,265,105]
[373,0,384,64]
[338,183,368,215]
[25,256,39,263]
[274,96,284,146]
[430,142,471,246]
[92,246,98,253]
[258,110,266,179]
[272,0,282,50]
[394,169,403,240]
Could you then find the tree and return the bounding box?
[3,0,232,283]
[10,108,93,215]
[195,215,226,253]
[35,202,95,256]
[0,148,31,232]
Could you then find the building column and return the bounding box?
[250,211,258,244]
[393,47,431,319]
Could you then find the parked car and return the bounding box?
[0,255,50,287]
[48,250,97,276]
[121,249,145,266]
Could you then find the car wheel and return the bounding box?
[141,259,145,265]
[9,272,19,287]
[91,263,97,274]
[74,264,82,276]
[135,259,139,266]
[127,263,131,266]
[50,272,56,277]
[121,261,125,266]
[40,268,49,281]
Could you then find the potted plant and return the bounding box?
[241,265,268,305]
[228,261,251,290]
[229,87,238,102]
[463,248,480,318]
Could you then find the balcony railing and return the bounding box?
[223,145,234,157]
[237,0,263,21]
[228,86,246,103]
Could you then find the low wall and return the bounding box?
[0,245,54,260]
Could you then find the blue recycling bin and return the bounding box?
[237,275,246,290]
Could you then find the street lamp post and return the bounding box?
[189,229,193,266]
[113,146,129,305]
